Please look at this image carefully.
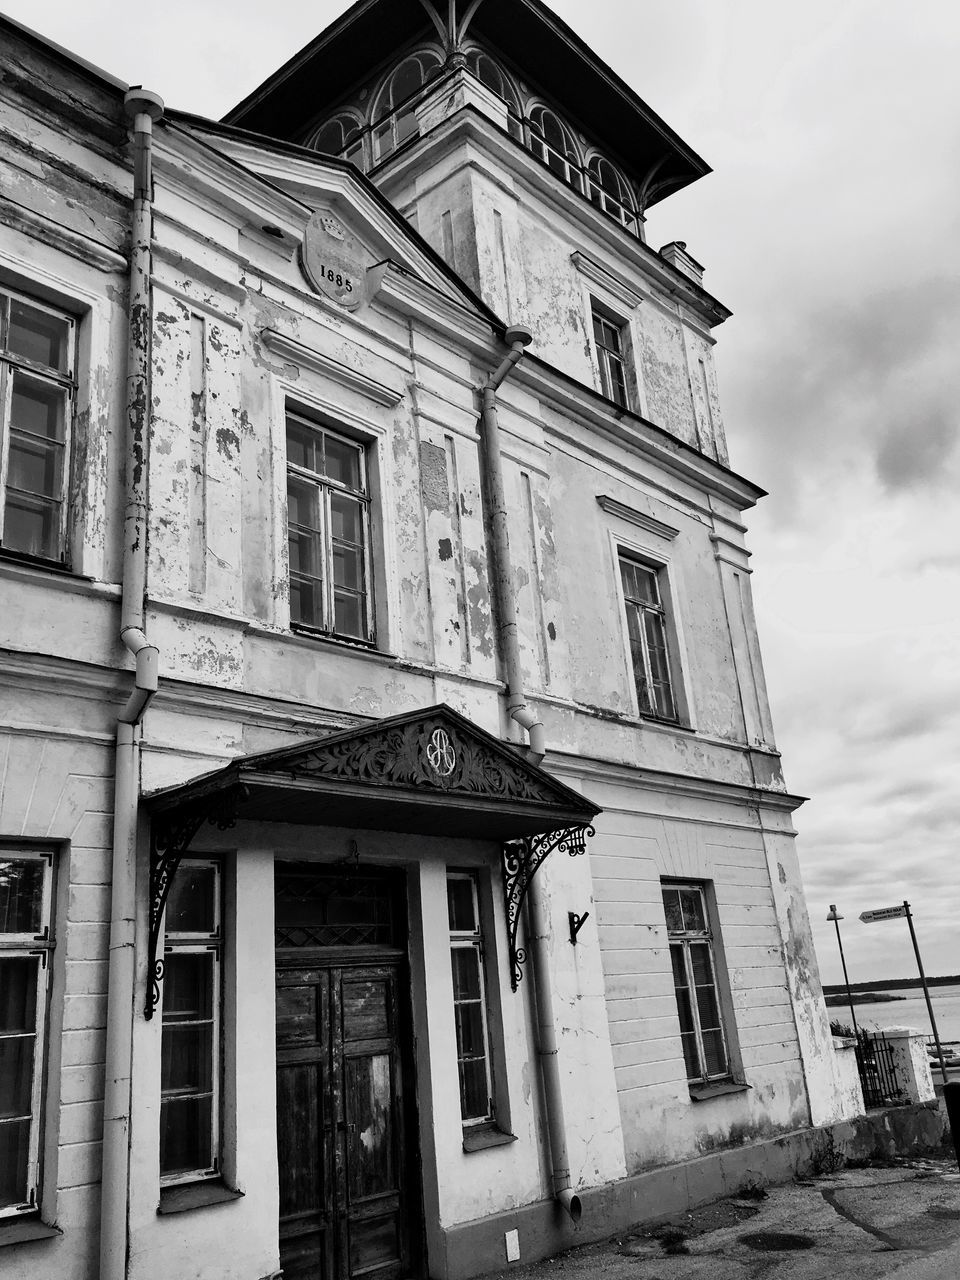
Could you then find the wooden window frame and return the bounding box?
[662,881,731,1085]
[618,552,678,722]
[591,302,630,409]
[159,858,222,1187]
[0,849,55,1218]
[286,411,374,644]
[447,871,495,1128]
[0,287,76,567]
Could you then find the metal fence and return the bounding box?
[855,1031,907,1108]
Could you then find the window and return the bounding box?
[0,287,75,563]
[587,155,637,231]
[528,106,582,191]
[160,860,221,1183]
[286,413,373,642]
[0,851,54,1216]
[662,883,729,1084]
[371,50,443,162]
[308,114,365,170]
[592,304,629,408]
[464,48,523,140]
[619,555,676,720]
[447,873,493,1126]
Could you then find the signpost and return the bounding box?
[859,900,949,1087]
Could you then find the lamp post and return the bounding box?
[826,905,860,1041]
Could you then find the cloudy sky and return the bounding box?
[7,0,958,984]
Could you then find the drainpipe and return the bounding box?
[101,85,163,1280]
[480,331,579,1220]
[479,325,544,764]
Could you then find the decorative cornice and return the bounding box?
[0,195,127,274]
[571,251,644,312]
[259,327,403,406]
[366,259,497,356]
[597,495,679,540]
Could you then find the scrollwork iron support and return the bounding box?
[144,788,242,1019]
[500,824,594,991]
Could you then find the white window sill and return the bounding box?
[158,1180,244,1215]
[0,1215,61,1248]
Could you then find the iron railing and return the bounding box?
[855,1030,907,1108]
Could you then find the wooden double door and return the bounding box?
[276,951,418,1280]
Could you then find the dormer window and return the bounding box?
[307,113,365,169]
[528,106,582,192]
[587,156,637,231]
[371,49,443,162]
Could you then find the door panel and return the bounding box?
[277,960,410,1280]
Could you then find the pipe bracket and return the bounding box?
[501,825,593,990]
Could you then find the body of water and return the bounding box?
[830,983,960,1045]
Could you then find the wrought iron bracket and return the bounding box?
[568,910,590,945]
[500,825,593,991]
[144,788,242,1020]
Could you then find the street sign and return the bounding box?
[859,905,907,922]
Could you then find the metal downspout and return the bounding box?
[480,330,579,1220]
[100,86,163,1280]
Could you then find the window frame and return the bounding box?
[661,881,731,1086]
[446,870,496,1129]
[0,286,77,567]
[159,858,223,1187]
[0,849,55,1218]
[617,551,679,723]
[285,410,375,645]
[369,49,444,163]
[591,301,630,409]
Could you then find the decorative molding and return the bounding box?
[151,275,243,330]
[259,327,402,406]
[0,196,127,274]
[145,790,242,1020]
[597,495,679,540]
[709,533,751,558]
[571,250,644,312]
[501,826,594,989]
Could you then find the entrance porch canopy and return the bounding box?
[142,705,600,1015]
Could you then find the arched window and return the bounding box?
[528,105,582,192]
[307,114,365,170]
[587,155,637,230]
[371,50,443,162]
[464,48,522,139]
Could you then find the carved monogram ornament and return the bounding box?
[272,713,561,805]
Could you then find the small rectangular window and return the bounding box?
[447,872,494,1126]
[286,413,373,643]
[662,882,730,1084]
[619,555,677,721]
[0,288,76,564]
[591,304,628,409]
[160,860,221,1183]
[0,851,54,1216]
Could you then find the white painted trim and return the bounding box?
[260,328,402,406]
[597,496,679,540]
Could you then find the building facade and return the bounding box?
[0,4,858,1279]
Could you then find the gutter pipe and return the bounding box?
[479,325,544,763]
[100,86,163,1280]
[479,330,579,1220]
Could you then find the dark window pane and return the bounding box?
[162,952,212,1020]
[451,947,482,1002]
[165,865,216,934]
[669,942,689,993]
[679,1031,701,1081]
[662,890,683,935]
[330,493,363,545]
[286,420,320,472]
[3,491,61,559]
[8,300,70,373]
[161,1022,213,1093]
[458,1055,487,1121]
[287,477,321,537]
[701,1028,727,1077]
[160,1094,212,1175]
[332,542,363,592]
[324,436,362,489]
[11,371,67,441]
[0,861,44,933]
[690,941,715,987]
[8,430,64,498]
[0,957,39,1033]
[447,878,476,932]
[455,1002,485,1058]
[0,1036,36,1118]
[333,591,364,638]
[0,1117,30,1208]
[680,889,706,933]
[290,578,322,628]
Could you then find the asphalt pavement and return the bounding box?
[487,1155,960,1280]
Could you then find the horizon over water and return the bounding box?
[826,980,960,1045]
